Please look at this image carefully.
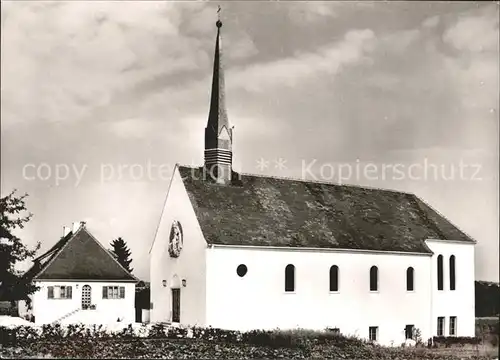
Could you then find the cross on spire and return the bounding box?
[216,5,222,28]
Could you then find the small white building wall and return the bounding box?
[425,240,475,337]
[150,166,207,326]
[206,246,432,346]
[32,281,135,324]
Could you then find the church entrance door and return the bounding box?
[171,288,180,323]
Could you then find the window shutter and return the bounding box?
[67,286,72,299]
[119,287,125,299]
[48,286,54,299]
[102,286,108,299]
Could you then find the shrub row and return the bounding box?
[0,323,366,350]
[432,336,482,347]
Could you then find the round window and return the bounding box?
[236,264,248,277]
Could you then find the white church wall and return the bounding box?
[149,166,207,326]
[32,281,135,324]
[205,245,432,346]
[425,240,475,338]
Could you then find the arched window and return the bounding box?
[370,266,378,291]
[437,255,444,290]
[329,265,339,292]
[406,267,414,291]
[285,264,295,292]
[449,255,456,291]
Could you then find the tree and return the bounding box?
[110,237,133,273]
[0,190,40,304]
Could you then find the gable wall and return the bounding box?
[425,240,475,337]
[150,166,207,326]
[206,247,432,346]
[31,280,135,324]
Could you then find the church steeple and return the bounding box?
[204,6,233,184]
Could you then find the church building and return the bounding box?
[149,16,476,346]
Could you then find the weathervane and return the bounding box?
[216,5,222,28]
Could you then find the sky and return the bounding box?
[1,1,498,282]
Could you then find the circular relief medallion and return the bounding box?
[168,220,183,258]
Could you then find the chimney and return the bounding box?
[62,226,71,237]
[72,222,82,233]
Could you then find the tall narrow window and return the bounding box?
[285,264,295,292]
[449,316,457,336]
[437,317,445,336]
[437,255,444,290]
[329,265,339,292]
[406,267,414,291]
[370,266,378,291]
[449,255,456,291]
[369,326,378,341]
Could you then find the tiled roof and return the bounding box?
[178,166,475,253]
[26,227,137,282]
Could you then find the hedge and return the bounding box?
[432,336,482,347]
[0,323,367,349]
[0,324,495,360]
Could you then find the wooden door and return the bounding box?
[171,288,180,323]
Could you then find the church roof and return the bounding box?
[178,165,475,253]
[25,226,137,282]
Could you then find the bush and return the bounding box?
[148,322,167,338]
[432,336,481,347]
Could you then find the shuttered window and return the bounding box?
[103,286,126,299]
[47,285,72,299]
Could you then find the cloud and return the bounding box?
[228,29,375,92]
[442,7,499,53]
[225,33,258,60]
[287,2,338,23]
[422,15,440,28]
[0,1,210,128]
[441,9,499,115]
[105,118,161,139]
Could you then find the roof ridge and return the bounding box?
[84,228,139,282]
[149,163,178,254]
[177,164,414,195]
[406,193,448,240]
[240,171,413,195]
[34,227,83,280]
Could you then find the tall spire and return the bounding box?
[204,6,233,185]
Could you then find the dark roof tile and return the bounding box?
[27,227,136,282]
[178,166,474,253]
